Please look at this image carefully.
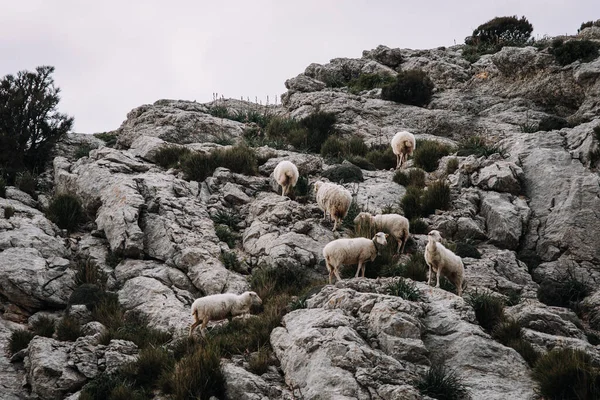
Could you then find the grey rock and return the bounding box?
[581,289,600,330]
[223,362,290,400]
[505,300,586,340]
[259,153,323,177]
[480,192,528,250]
[455,217,486,241]
[0,318,27,400]
[100,339,138,374]
[472,160,523,194]
[362,45,404,69]
[284,74,327,92]
[222,182,252,205]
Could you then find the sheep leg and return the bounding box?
[355,261,363,278]
[332,217,338,232]
[281,185,285,196]
[333,266,343,283]
[189,315,203,337]
[427,264,432,286]
[395,154,401,169]
[436,266,442,288]
[398,238,406,254]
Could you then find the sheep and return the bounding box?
[391,131,416,169]
[314,180,352,231]
[273,160,299,197]
[189,291,263,337]
[353,212,410,254]
[323,232,389,284]
[425,230,465,296]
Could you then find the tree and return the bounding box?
[470,16,533,46]
[0,66,73,180]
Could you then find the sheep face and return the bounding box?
[353,212,373,225]
[428,230,443,242]
[245,291,264,314]
[373,232,388,246]
[313,181,323,194]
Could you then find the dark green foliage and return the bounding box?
[297,111,337,153]
[74,143,95,159]
[552,39,600,66]
[291,175,310,197]
[124,346,174,389]
[0,176,5,197]
[413,140,451,172]
[321,163,364,183]
[347,156,376,170]
[416,364,470,400]
[393,168,426,188]
[409,218,429,234]
[347,73,396,94]
[537,269,589,308]
[342,199,362,229]
[470,16,533,47]
[520,121,539,133]
[9,330,35,354]
[93,132,118,147]
[100,310,172,349]
[502,289,521,306]
[401,186,424,220]
[250,264,309,300]
[154,146,190,169]
[421,180,451,216]
[492,319,539,367]
[46,193,85,232]
[4,205,14,219]
[532,348,600,400]
[210,209,242,231]
[401,252,428,281]
[220,250,242,272]
[215,224,238,248]
[0,66,73,179]
[265,116,298,139]
[587,332,600,346]
[456,136,501,157]
[69,284,107,310]
[466,290,505,332]
[381,70,434,107]
[31,316,55,338]
[15,171,37,197]
[365,146,396,170]
[247,347,272,375]
[579,19,600,33]
[538,115,569,132]
[386,278,422,301]
[454,242,481,259]
[446,158,459,175]
[56,315,83,341]
[79,373,128,400]
[74,258,108,288]
[320,136,369,159]
[180,145,257,182]
[105,250,123,268]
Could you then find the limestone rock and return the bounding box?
[472,160,523,194]
[480,191,528,250]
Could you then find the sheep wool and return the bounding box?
[323,232,388,284]
[391,131,416,169]
[314,180,352,231]
[354,212,410,254]
[425,230,465,296]
[189,291,263,336]
[273,160,299,197]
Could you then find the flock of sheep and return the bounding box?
[189,131,465,336]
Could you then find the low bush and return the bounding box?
[298,111,337,153]
[15,171,37,198]
[454,241,481,259]
[421,180,451,216]
[386,278,422,301]
[456,136,502,157]
[247,347,272,375]
[365,146,396,170]
[416,363,470,400]
[532,348,600,400]
[180,152,215,182]
[46,193,85,232]
[320,136,369,159]
[401,252,428,281]
[401,186,424,220]
[291,175,310,198]
[69,283,107,310]
[180,145,257,182]
[393,168,426,188]
[538,115,569,132]
[215,224,238,249]
[381,70,434,107]
[537,269,589,308]
[348,73,396,94]
[94,132,118,147]
[321,163,364,183]
[466,289,505,332]
[74,143,95,159]
[56,315,83,341]
[250,264,309,300]
[9,330,35,354]
[347,156,376,170]
[579,19,600,32]
[410,218,429,234]
[79,373,129,400]
[220,250,243,273]
[446,158,459,175]
[342,199,362,230]
[154,146,190,169]
[31,316,55,338]
[413,140,451,172]
[492,319,539,367]
[210,209,242,231]
[168,342,225,400]
[552,39,600,66]
[4,206,15,219]
[74,258,108,289]
[123,346,174,389]
[0,176,5,197]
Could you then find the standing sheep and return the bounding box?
[189,291,263,337]
[273,160,299,197]
[323,232,389,284]
[353,212,410,254]
[425,230,465,296]
[391,131,416,169]
[314,180,352,231]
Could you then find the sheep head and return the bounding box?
[313,180,323,194]
[428,230,443,242]
[373,232,388,246]
[353,212,373,225]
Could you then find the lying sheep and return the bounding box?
[391,131,416,169]
[314,180,352,231]
[353,212,410,254]
[273,160,299,197]
[189,291,263,336]
[323,232,388,284]
[425,230,465,296]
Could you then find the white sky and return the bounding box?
[1,0,598,133]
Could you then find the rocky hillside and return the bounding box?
[2,26,600,400]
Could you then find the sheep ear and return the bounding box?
[385,234,389,238]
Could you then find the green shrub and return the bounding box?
[94,132,118,147]
[454,241,481,259]
[74,143,95,159]
[31,316,55,338]
[180,152,214,182]
[365,146,396,170]
[250,264,309,300]
[265,116,298,139]
[348,73,396,94]
[446,158,459,175]
[210,209,242,231]
[346,137,369,156]
[102,311,172,350]
[4,206,14,219]
[469,16,533,47]
[79,373,126,400]
[381,70,434,107]
[320,136,346,159]
[421,180,451,216]
[91,293,123,330]
[125,346,174,389]
[215,224,238,249]
[220,250,242,272]
[533,348,600,400]
[386,278,422,301]
[413,140,451,172]
[520,121,539,133]
[416,364,470,400]
[552,39,600,66]
[212,144,257,175]
[321,163,364,183]
[579,19,600,33]
[154,146,190,169]
[15,171,37,197]
[291,175,310,198]
[492,319,539,367]
[9,330,35,354]
[247,347,272,375]
[537,269,589,308]
[74,258,108,288]
[56,315,83,341]
[466,290,505,332]
[401,186,424,220]
[0,176,5,197]
[347,156,376,170]
[69,283,106,310]
[342,199,362,229]
[298,111,337,153]
[46,193,85,232]
[410,218,429,234]
[393,168,426,188]
[456,136,502,157]
[401,252,428,281]
[538,115,569,132]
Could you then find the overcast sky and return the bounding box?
[1,1,597,133]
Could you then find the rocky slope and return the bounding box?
[1,28,600,400]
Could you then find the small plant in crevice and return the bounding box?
[393,168,426,188]
[492,319,539,367]
[386,277,422,301]
[105,249,124,268]
[466,289,505,332]
[415,363,470,400]
[446,158,459,175]
[56,315,83,341]
[154,146,191,169]
[15,170,37,198]
[46,192,85,232]
[413,140,451,172]
[456,136,502,157]
[520,121,539,133]
[210,209,242,231]
[31,316,56,338]
[215,224,238,249]
[365,144,397,170]
[8,330,35,355]
[537,268,590,308]
[169,342,226,400]
[4,205,15,219]
[94,132,118,147]
[342,199,362,230]
[409,218,429,234]
[421,180,451,217]
[247,346,273,375]
[220,250,243,273]
[74,143,95,159]
[74,257,108,289]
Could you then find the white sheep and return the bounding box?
[425,230,465,296]
[323,232,389,284]
[189,291,263,336]
[391,131,416,169]
[273,160,299,197]
[353,212,410,254]
[314,180,352,232]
